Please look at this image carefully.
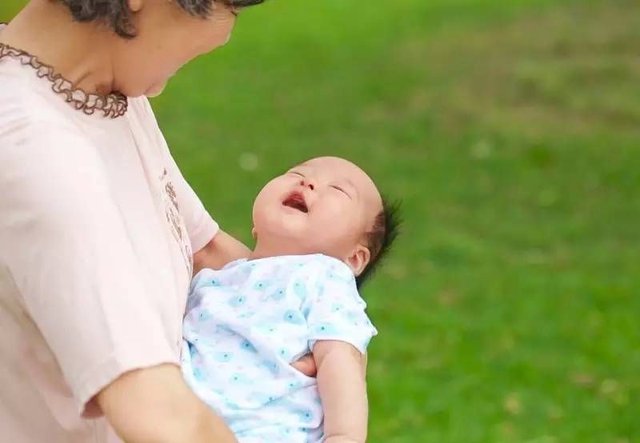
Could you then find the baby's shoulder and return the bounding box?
[305,254,354,279]
[270,254,348,275]
[284,255,358,295]
[192,255,356,290]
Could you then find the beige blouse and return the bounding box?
[0,32,218,442]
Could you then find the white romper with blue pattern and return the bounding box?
[181,254,377,443]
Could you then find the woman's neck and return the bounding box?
[0,0,116,95]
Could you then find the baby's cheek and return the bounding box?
[312,216,358,250]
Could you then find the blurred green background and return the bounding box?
[2,0,638,441]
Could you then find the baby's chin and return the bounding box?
[257,211,307,234]
[254,224,312,254]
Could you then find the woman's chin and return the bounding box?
[145,81,167,98]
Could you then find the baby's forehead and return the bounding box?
[298,157,382,208]
[298,157,366,183]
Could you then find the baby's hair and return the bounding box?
[356,198,401,288]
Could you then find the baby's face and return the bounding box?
[252,157,382,262]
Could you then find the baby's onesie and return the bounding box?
[181,254,377,442]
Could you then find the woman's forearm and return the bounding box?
[97,364,237,443]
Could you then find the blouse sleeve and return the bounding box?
[164,150,219,254]
[0,115,178,414]
[136,97,219,254]
[303,259,378,354]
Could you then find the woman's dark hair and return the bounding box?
[59,0,264,38]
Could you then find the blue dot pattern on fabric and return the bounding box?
[214,351,233,362]
[193,367,205,382]
[293,280,308,299]
[181,254,377,443]
[240,339,257,353]
[254,280,269,291]
[228,294,247,308]
[294,408,315,424]
[283,309,305,325]
[311,323,339,335]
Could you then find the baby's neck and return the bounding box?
[249,240,312,261]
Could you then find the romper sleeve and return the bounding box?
[135,97,219,253]
[303,258,378,354]
[0,116,178,414]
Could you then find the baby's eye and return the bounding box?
[331,185,351,198]
[288,170,304,177]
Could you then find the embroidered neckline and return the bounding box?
[0,38,128,119]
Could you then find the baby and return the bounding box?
[181,156,399,442]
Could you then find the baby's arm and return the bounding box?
[313,340,368,443]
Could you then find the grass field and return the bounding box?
[2,0,639,441]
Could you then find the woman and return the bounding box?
[0,1,312,442]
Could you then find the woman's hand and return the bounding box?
[193,230,251,274]
[291,353,318,377]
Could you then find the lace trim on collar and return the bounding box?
[0,42,128,119]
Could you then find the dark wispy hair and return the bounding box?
[356,198,401,288]
[59,0,264,38]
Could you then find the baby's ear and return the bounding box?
[346,244,371,277]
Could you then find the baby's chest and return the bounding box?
[197,278,307,323]
[188,279,313,356]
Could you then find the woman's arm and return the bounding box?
[97,365,237,443]
[313,340,369,443]
[0,117,238,442]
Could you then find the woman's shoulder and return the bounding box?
[0,59,75,131]
[0,62,97,178]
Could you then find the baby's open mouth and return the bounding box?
[282,192,308,213]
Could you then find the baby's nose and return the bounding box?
[300,178,315,191]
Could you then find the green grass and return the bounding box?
[2,0,639,441]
